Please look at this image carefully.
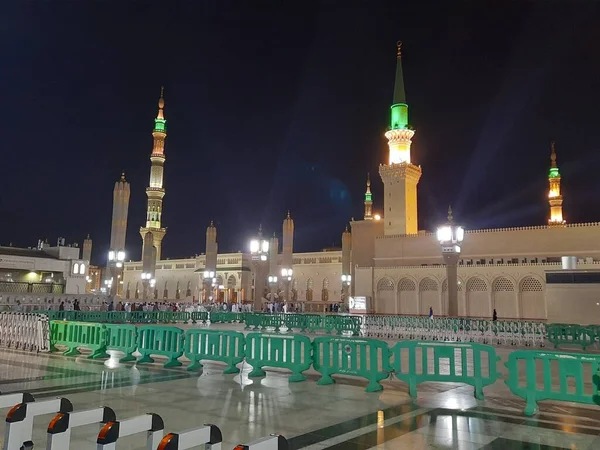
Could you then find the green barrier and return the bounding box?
[105,324,138,362]
[191,311,209,324]
[312,336,390,392]
[390,341,500,400]
[50,320,108,359]
[184,329,245,374]
[546,324,595,350]
[137,326,185,368]
[245,333,312,382]
[506,350,600,416]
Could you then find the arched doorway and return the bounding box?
[397,278,417,315]
[466,277,490,318]
[492,277,517,319]
[419,277,440,316]
[519,276,545,319]
[376,278,395,314]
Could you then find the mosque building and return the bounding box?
[122,43,600,323]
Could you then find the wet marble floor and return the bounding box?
[0,328,599,449]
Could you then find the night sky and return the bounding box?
[2,1,600,265]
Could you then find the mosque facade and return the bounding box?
[122,43,600,322]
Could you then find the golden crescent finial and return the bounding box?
[447,205,454,223]
[396,41,402,59]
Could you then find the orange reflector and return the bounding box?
[6,404,22,420]
[98,421,115,441]
[47,413,65,431]
[233,446,245,450]
[157,433,176,450]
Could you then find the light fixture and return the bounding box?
[268,275,278,283]
[108,250,115,262]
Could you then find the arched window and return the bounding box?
[306,278,313,301]
[80,263,85,274]
[73,263,79,275]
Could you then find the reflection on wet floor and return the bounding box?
[0,343,598,449]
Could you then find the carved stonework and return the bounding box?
[384,128,415,143]
[379,162,422,184]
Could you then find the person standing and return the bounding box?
[493,309,498,321]
[429,306,433,319]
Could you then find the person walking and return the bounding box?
[429,306,433,319]
[493,309,498,321]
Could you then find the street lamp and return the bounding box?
[250,227,270,309]
[436,206,464,317]
[341,273,351,304]
[108,249,126,296]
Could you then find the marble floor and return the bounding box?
[0,326,599,449]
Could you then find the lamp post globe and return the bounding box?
[437,206,464,317]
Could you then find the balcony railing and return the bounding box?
[0,282,65,294]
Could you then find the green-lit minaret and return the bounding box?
[364,173,373,220]
[140,87,168,270]
[379,42,422,235]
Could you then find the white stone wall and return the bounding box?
[369,262,600,320]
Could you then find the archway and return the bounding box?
[466,277,490,318]
[419,277,440,316]
[397,278,417,315]
[376,278,395,314]
[492,277,517,319]
[519,276,545,320]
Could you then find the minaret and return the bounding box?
[364,174,373,220]
[82,234,92,263]
[140,87,168,265]
[341,225,352,303]
[203,221,218,301]
[548,142,565,226]
[379,42,422,235]
[108,172,130,296]
[268,233,279,301]
[282,211,294,303]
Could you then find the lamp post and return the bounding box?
[341,274,352,305]
[141,272,153,300]
[436,207,464,317]
[281,268,292,306]
[268,275,278,304]
[249,228,269,311]
[107,250,125,296]
[203,270,215,303]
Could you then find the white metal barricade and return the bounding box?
[46,406,116,450]
[155,424,222,449]
[234,434,289,450]
[0,313,50,352]
[3,398,73,450]
[96,413,164,450]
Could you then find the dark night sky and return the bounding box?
[2,0,600,265]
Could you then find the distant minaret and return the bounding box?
[140,87,168,266]
[204,221,218,301]
[364,174,373,220]
[379,41,422,235]
[548,142,565,226]
[108,172,130,296]
[268,233,279,301]
[341,225,352,303]
[82,234,92,263]
[282,211,294,303]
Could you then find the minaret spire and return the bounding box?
[140,87,168,267]
[548,141,565,226]
[393,41,407,107]
[364,173,373,220]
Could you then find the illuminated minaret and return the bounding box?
[140,87,168,266]
[82,234,92,263]
[378,42,422,235]
[548,142,565,226]
[364,174,373,220]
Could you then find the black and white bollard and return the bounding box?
[233,434,289,450]
[156,424,222,450]
[96,413,164,450]
[3,397,73,450]
[46,406,116,450]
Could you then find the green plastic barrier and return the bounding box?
[136,326,185,368]
[50,320,108,359]
[312,336,390,392]
[184,329,245,374]
[191,311,209,324]
[282,314,307,333]
[105,324,138,362]
[245,333,312,382]
[546,324,594,350]
[506,350,600,416]
[390,341,500,400]
[244,313,263,330]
